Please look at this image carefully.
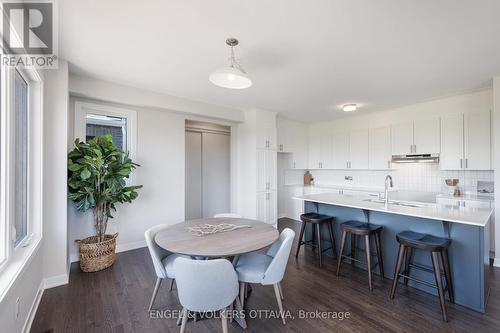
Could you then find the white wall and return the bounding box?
[69,74,244,122]
[235,110,258,218]
[43,61,70,283]
[68,97,186,261]
[0,250,43,333]
[493,77,500,266]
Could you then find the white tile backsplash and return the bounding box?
[285,164,493,194]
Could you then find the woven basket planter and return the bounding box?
[76,233,118,272]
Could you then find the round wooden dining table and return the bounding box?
[154,217,279,258]
[154,217,278,330]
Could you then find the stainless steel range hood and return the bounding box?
[391,153,439,163]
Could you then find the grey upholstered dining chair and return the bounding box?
[174,257,239,333]
[213,213,242,218]
[235,228,295,324]
[144,224,189,311]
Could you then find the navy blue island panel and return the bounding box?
[303,200,490,313]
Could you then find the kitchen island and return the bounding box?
[294,192,493,313]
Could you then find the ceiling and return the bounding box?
[60,0,500,123]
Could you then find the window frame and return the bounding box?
[74,101,137,179]
[0,64,43,275]
[13,69,30,247]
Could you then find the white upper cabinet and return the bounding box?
[276,117,308,169]
[308,132,331,169]
[256,111,277,149]
[369,126,392,169]
[349,129,369,169]
[277,119,292,152]
[291,127,308,169]
[391,117,440,155]
[391,121,414,155]
[257,123,277,149]
[440,113,464,169]
[464,110,491,170]
[414,117,440,154]
[308,133,322,169]
[440,110,491,170]
[319,134,333,168]
[331,132,349,169]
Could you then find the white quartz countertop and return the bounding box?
[284,184,394,192]
[293,192,493,227]
[436,193,494,201]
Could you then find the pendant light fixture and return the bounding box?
[209,38,252,89]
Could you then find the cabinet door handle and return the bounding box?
[465,158,468,168]
[460,158,463,168]
[279,144,283,151]
[266,182,270,190]
[266,192,270,200]
[293,162,296,169]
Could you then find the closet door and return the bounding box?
[202,132,231,218]
[185,131,202,220]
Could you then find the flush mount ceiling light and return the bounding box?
[209,38,252,89]
[342,104,357,112]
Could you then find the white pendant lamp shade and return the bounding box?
[210,38,252,89]
[209,66,252,89]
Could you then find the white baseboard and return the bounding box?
[116,239,146,253]
[44,273,69,289]
[70,239,147,263]
[494,257,500,268]
[22,280,45,333]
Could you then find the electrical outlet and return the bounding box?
[15,297,20,320]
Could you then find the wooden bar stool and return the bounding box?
[336,221,384,291]
[389,230,454,322]
[296,213,337,268]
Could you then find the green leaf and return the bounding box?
[68,162,82,172]
[80,168,91,180]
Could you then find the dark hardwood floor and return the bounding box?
[32,218,500,333]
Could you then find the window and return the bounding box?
[85,114,127,152]
[14,71,28,246]
[0,64,43,273]
[74,102,136,161]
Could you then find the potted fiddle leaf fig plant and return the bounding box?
[68,134,142,272]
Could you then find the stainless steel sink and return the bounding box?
[363,198,430,208]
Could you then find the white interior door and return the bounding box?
[185,131,202,220]
[202,132,230,218]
